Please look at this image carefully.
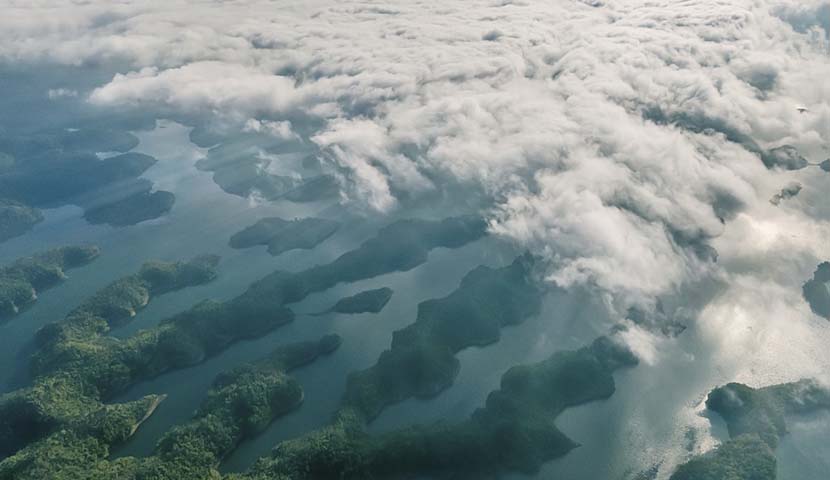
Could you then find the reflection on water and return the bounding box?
[2,120,830,479]
[777,413,830,480]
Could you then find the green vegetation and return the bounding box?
[0,216,643,480]
[230,217,340,256]
[292,216,487,292]
[0,395,167,480]
[803,262,830,319]
[0,245,100,320]
[31,255,224,384]
[670,379,830,480]
[0,151,156,207]
[343,255,542,420]
[1,217,482,463]
[160,335,341,456]
[0,128,175,226]
[240,337,637,480]
[0,371,168,464]
[327,287,393,315]
[0,255,219,459]
[670,434,776,480]
[84,189,175,226]
[39,254,220,337]
[31,216,483,402]
[0,336,341,480]
[0,128,138,162]
[707,379,830,448]
[0,198,42,243]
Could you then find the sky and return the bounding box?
[2,0,830,385]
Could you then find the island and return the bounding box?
[2,217,486,460]
[642,109,809,172]
[769,182,802,206]
[195,135,309,201]
[188,125,225,148]
[670,379,830,480]
[342,255,543,421]
[0,254,219,458]
[0,129,173,227]
[229,217,341,256]
[39,254,220,335]
[282,174,339,203]
[761,145,808,171]
[821,159,830,172]
[802,262,830,319]
[0,151,157,207]
[0,217,639,480]
[193,134,338,203]
[241,336,638,480]
[46,128,139,154]
[0,335,636,480]
[0,245,100,321]
[84,189,175,226]
[0,198,43,243]
[325,287,393,315]
[0,128,138,161]
[0,335,341,480]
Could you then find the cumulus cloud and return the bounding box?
[242,119,297,141]
[89,62,300,120]
[3,0,829,321]
[4,3,830,476]
[774,1,830,41]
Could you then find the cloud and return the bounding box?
[47,88,78,99]
[770,181,803,205]
[243,119,297,141]
[89,62,300,121]
[3,3,830,476]
[3,0,829,320]
[773,1,830,40]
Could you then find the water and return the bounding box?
[3,120,830,479]
[778,412,830,480]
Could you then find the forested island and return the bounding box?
[0,255,220,458]
[0,216,635,480]
[0,199,43,243]
[0,217,486,464]
[0,245,100,321]
[230,217,341,256]
[342,254,543,420]
[0,215,651,480]
[0,129,175,229]
[239,336,637,480]
[0,335,341,480]
[324,287,394,315]
[670,379,830,480]
[84,189,175,226]
[803,262,830,319]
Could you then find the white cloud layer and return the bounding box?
[3,0,830,475]
[3,0,829,334]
